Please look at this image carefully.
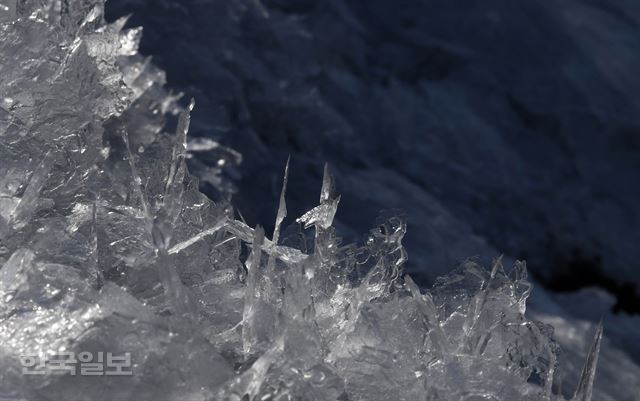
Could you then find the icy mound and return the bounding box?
[0,2,601,400]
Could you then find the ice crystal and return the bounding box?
[0,1,602,401]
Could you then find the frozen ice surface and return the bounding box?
[0,1,632,400]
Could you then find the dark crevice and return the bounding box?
[535,248,640,315]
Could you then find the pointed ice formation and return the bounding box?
[272,156,290,246]
[572,322,603,401]
[296,163,341,230]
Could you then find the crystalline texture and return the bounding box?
[0,1,604,401]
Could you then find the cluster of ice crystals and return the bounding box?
[0,2,602,401]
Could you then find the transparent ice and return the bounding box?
[0,1,604,400]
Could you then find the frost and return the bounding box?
[0,1,604,401]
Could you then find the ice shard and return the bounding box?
[571,322,603,401]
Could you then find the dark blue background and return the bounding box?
[106,0,640,312]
